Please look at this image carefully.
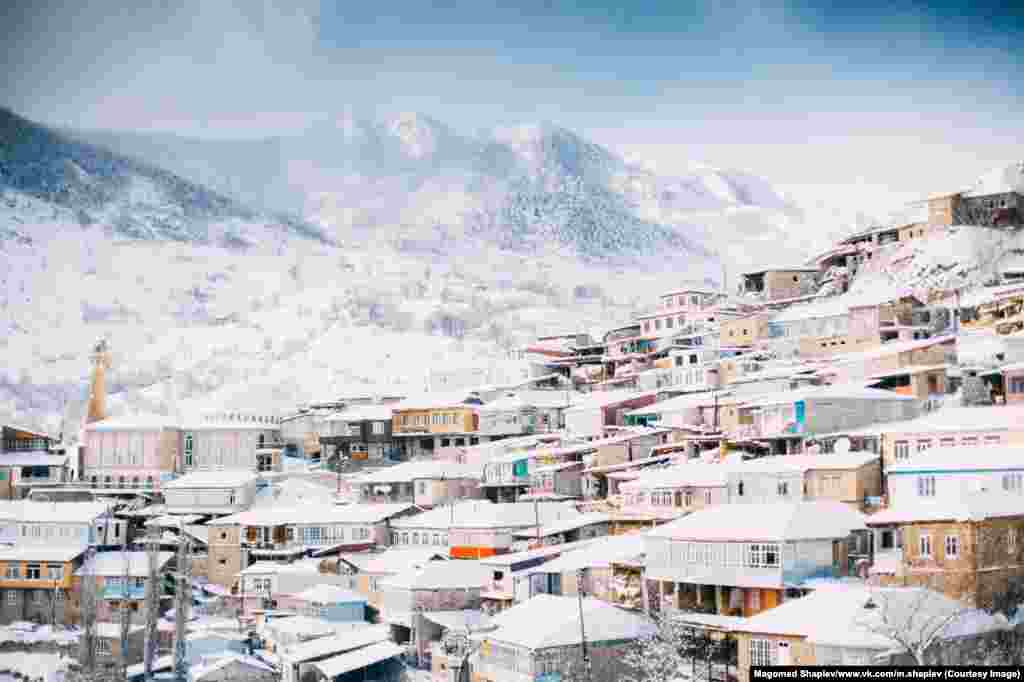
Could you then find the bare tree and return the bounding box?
[143,525,161,681]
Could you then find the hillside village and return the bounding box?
[4,166,1024,681]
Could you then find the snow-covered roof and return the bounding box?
[74,551,174,577]
[624,390,724,416]
[479,538,592,566]
[295,584,367,605]
[887,446,1024,474]
[866,491,1024,525]
[209,503,415,527]
[741,384,916,408]
[310,641,405,679]
[649,501,867,541]
[0,453,68,467]
[0,500,110,523]
[278,625,391,663]
[509,512,611,539]
[84,414,177,431]
[421,609,493,633]
[389,500,580,531]
[380,559,491,591]
[0,545,88,562]
[584,454,674,474]
[831,335,955,364]
[620,463,732,491]
[844,405,1024,435]
[737,584,1007,649]
[144,514,204,528]
[731,452,880,474]
[526,532,648,573]
[263,615,337,639]
[563,389,660,413]
[486,594,655,649]
[355,460,480,484]
[323,404,395,423]
[392,392,483,411]
[967,161,1024,197]
[358,548,448,574]
[95,623,145,638]
[191,655,275,681]
[770,289,918,324]
[162,470,259,489]
[957,283,1024,309]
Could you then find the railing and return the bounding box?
[102,585,147,599]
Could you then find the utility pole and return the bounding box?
[172,536,192,681]
[79,544,98,676]
[143,525,161,681]
[576,569,592,682]
[119,542,132,681]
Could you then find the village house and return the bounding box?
[867,492,1024,609]
[638,334,721,393]
[643,501,868,618]
[734,385,920,455]
[161,470,260,516]
[318,403,395,462]
[1002,361,1024,403]
[476,540,596,613]
[348,548,448,612]
[388,500,582,559]
[205,504,416,588]
[618,462,732,520]
[730,584,1008,677]
[884,446,1024,508]
[561,390,660,437]
[477,391,574,437]
[180,411,283,471]
[0,424,68,500]
[355,460,482,507]
[277,584,368,623]
[275,624,395,682]
[830,335,955,399]
[81,414,181,489]
[301,640,406,682]
[471,594,655,682]
[71,550,175,624]
[379,560,491,657]
[94,622,146,666]
[509,512,612,549]
[280,405,339,460]
[719,314,771,350]
[601,323,656,387]
[235,559,362,616]
[956,283,1024,337]
[581,454,675,504]
[848,405,1024,471]
[741,267,819,302]
[189,656,277,682]
[726,452,883,511]
[525,532,648,607]
[390,392,487,459]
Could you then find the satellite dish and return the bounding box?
[835,437,852,455]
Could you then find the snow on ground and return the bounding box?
[0,623,79,646]
[0,652,69,682]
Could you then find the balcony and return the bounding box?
[102,584,147,600]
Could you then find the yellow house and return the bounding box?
[391,394,483,459]
[719,314,769,348]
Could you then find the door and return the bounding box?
[777,641,791,665]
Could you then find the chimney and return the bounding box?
[86,339,112,424]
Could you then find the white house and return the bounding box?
[886,446,1024,506]
[161,470,260,516]
[644,501,868,617]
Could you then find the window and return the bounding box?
[413,532,420,545]
[1010,528,1018,554]
[962,436,979,447]
[737,482,744,497]
[31,589,43,603]
[939,437,956,448]
[47,564,63,580]
[417,481,427,495]
[302,527,323,545]
[704,489,713,505]
[96,639,112,655]
[184,433,194,467]
[894,441,910,460]
[55,590,65,602]
[1003,473,1023,493]
[919,533,933,558]
[916,439,932,453]
[777,481,789,497]
[666,317,674,329]
[655,319,662,331]
[372,421,385,435]
[750,639,775,666]
[945,535,960,559]
[5,591,15,605]
[916,476,936,497]
[985,436,1002,446]
[684,491,693,507]
[1011,378,1024,395]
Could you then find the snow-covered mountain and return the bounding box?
[74,112,831,271]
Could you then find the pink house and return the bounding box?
[81,415,180,489]
[1001,362,1024,404]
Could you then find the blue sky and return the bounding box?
[2,0,1022,209]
